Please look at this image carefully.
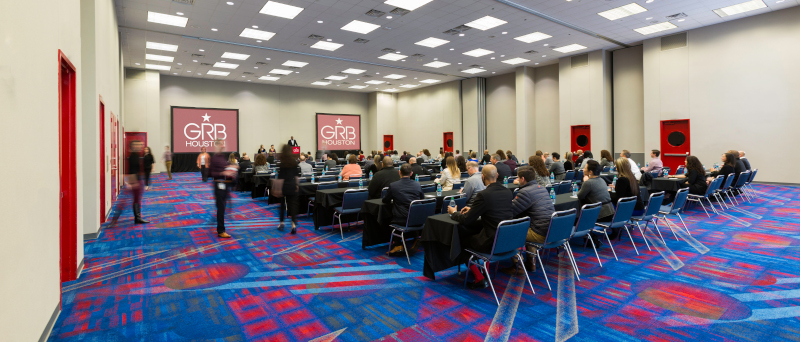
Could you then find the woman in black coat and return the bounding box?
[708,153,736,184]
[143,147,155,190]
[563,152,574,171]
[277,144,299,234]
[672,155,708,195]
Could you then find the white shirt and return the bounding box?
[627,158,642,180]
[201,155,206,165]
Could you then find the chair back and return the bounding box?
[734,171,750,188]
[541,209,578,249]
[319,175,336,182]
[316,181,339,191]
[381,187,389,199]
[575,170,584,182]
[676,165,685,175]
[557,181,572,195]
[325,171,339,176]
[441,194,467,214]
[341,189,369,210]
[452,182,464,190]
[641,191,665,219]
[608,196,637,229]
[663,167,671,176]
[507,176,518,183]
[668,188,689,214]
[416,175,431,181]
[650,170,661,178]
[347,179,363,187]
[545,184,555,195]
[405,198,437,227]
[461,172,469,178]
[564,170,575,181]
[747,169,757,184]
[488,217,531,258]
[720,174,735,190]
[420,183,436,193]
[603,166,611,172]
[574,203,602,236]
[705,176,724,196]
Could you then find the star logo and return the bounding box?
[336,118,343,125]
[202,114,211,122]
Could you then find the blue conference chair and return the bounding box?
[389,198,437,265]
[717,174,737,209]
[564,170,575,182]
[415,175,431,182]
[662,167,671,176]
[318,175,336,183]
[380,187,389,199]
[461,172,469,178]
[593,196,638,259]
[545,184,555,195]
[420,183,436,193]
[332,188,369,239]
[464,217,535,305]
[730,170,752,204]
[570,203,603,266]
[743,169,758,199]
[675,165,685,175]
[452,182,464,190]
[307,181,339,214]
[557,181,572,195]
[441,194,467,214]
[603,166,611,172]
[688,175,724,217]
[658,188,690,239]
[347,177,365,188]
[526,209,579,291]
[573,170,584,184]
[630,191,666,250]
[507,176,518,183]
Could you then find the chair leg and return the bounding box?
[662,216,679,241]
[634,222,652,251]
[338,214,344,240]
[695,199,711,217]
[517,254,535,295]
[601,230,619,261]
[726,190,738,206]
[586,235,603,267]
[536,250,551,291]
[623,225,640,255]
[464,256,474,288]
[652,219,667,244]
[677,213,690,235]
[714,193,728,210]
[483,261,500,305]
[388,229,395,254]
[564,245,581,281]
[400,232,411,265]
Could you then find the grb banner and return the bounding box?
[172,107,239,153]
[316,113,361,151]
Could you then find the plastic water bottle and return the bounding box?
[325,165,328,173]
[550,173,555,183]
[572,184,578,197]
[437,183,442,197]
[504,177,509,187]
[663,169,668,177]
[449,199,456,210]
[359,178,363,189]
[550,188,556,204]
[415,174,419,182]
[311,174,315,183]
[612,176,617,193]
[369,171,373,180]
[646,162,649,168]
[338,174,342,183]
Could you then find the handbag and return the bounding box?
[271,178,284,198]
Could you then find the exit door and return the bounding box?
[383,135,393,152]
[59,50,78,284]
[661,120,690,174]
[443,132,453,153]
[571,125,591,161]
[99,100,106,223]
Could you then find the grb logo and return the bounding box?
[320,118,356,146]
[183,113,227,148]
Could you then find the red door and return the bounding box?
[383,135,393,152]
[660,120,690,174]
[99,99,106,223]
[571,125,591,161]
[443,132,453,153]
[59,50,78,284]
[110,113,119,204]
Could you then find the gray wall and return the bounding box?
[613,45,645,157]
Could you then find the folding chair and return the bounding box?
[389,198,437,264]
[307,181,338,214]
[570,203,603,266]
[573,170,584,184]
[630,191,666,250]
[380,187,389,199]
[526,209,579,291]
[441,194,467,214]
[593,196,638,259]
[743,169,758,199]
[332,188,369,239]
[557,181,572,195]
[658,188,690,239]
[675,165,685,175]
[452,182,464,190]
[464,217,535,305]
[603,166,611,172]
[420,183,436,193]
[730,171,752,204]
[716,174,737,209]
[564,170,575,182]
[347,177,364,188]
[688,175,724,217]
[416,175,431,182]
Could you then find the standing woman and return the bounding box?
[163,145,173,180]
[142,147,154,190]
[197,147,210,182]
[672,155,708,195]
[277,144,300,234]
[564,152,574,171]
[125,140,149,224]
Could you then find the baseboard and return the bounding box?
[83,225,102,240]
[38,301,61,342]
[76,258,85,279]
[753,181,800,186]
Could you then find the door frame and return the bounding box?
[99,97,106,223]
[382,134,393,152]
[59,50,78,288]
[443,132,454,153]
[570,125,591,161]
[660,119,691,174]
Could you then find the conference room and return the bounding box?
[4,0,800,341]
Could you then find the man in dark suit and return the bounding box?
[383,163,425,256]
[288,136,298,147]
[409,157,430,180]
[491,154,512,183]
[367,157,400,199]
[447,165,513,289]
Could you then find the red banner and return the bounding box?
[172,107,239,153]
[316,113,361,151]
[292,146,301,154]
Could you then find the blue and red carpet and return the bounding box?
[49,173,800,341]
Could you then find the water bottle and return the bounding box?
[504,177,509,187]
[572,184,578,197]
[436,183,442,197]
[325,165,328,173]
[359,178,363,189]
[311,173,315,183]
[663,169,668,177]
[612,176,617,193]
[338,174,342,183]
[415,174,419,182]
[646,162,649,168]
[550,188,556,204]
[369,171,373,180]
[449,199,456,210]
[550,173,555,183]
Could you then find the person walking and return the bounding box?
[210,141,237,238]
[143,146,154,190]
[197,147,210,182]
[125,140,149,224]
[163,145,173,180]
[276,144,300,234]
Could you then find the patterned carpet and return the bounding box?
[48,172,800,341]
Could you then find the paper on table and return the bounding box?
[425,195,435,198]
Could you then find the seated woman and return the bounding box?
[708,152,736,184]
[599,150,614,169]
[610,158,644,212]
[339,154,362,180]
[672,155,709,195]
[456,155,468,173]
[468,151,480,163]
[434,156,461,190]
[266,152,275,165]
[528,156,552,186]
[564,152,574,171]
[253,153,270,173]
[325,153,339,169]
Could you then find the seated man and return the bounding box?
[509,166,555,271]
[447,165,513,290]
[383,163,425,256]
[641,149,664,174]
[739,151,751,171]
[409,157,430,179]
[460,161,485,206]
[298,154,313,175]
[491,154,512,183]
[548,152,566,181]
[367,157,400,199]
[238,154,253,172]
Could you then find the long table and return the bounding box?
[420,193,582,280]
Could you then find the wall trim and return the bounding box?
[76,257,85,279]
[38,302,61,342]
[84,226,102,240]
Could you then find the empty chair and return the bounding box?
[557,181,572,195]
[307,181,339,214]
[630,191,666,249]
[420,183,436,193]
[318,175,336,183]
[332,188,369,239]
[687,175,724,217]
[603,166,611,172]
[593,196,638,259]
[570,203,604,266]
[743,169,758,199]
[464,217,535,305]
[441,194,468,214]
[526,209,579,291]
[564,170,575,182]
[675,165,685,175]
[389,198,437,264]
[452,182,464,190]
[658,188,690,239]
[415,175,431,182]
[380,186,389,199]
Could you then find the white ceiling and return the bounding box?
[118,0,798,93]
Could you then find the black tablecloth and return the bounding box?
[420,193,581,280]
[649,178,683,192]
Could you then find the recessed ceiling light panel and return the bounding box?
[365,80,386,84]
[423,61,451,68]
[464,16,507,31]
[310,41,343,51]
[259,76,280,81]
[342,68,366,74]
[383,88,399,92]
[415,37,450,48]
[260,1,304,19]
[270,69,293,75]
[400,84,419,88]
[325,75,348,80]
[146,42,178,52]
[145,64,171,71]
[502,57,530,65]
[147,11,188,27]
[598,3,648,21]
[713,0,766,17]
[145,54,174,62]
[514,32,552,43]
[378,53,407,61]
[634,22,678,35]
[312,81,331,86]
[213,62,239,69]
[240,28,276,41]
[384,74,406,79]
[553,44,588,53]
[221,52,250,60]
[341,20,381,34]
[462,68,486,74]
[384,0,432,11]
[207,70,230,76]
[462,48,494,57]
[282,60,308,68]
[419,79,440,83]
[349,85,367,89]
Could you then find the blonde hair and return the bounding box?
[446,156,460,180]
